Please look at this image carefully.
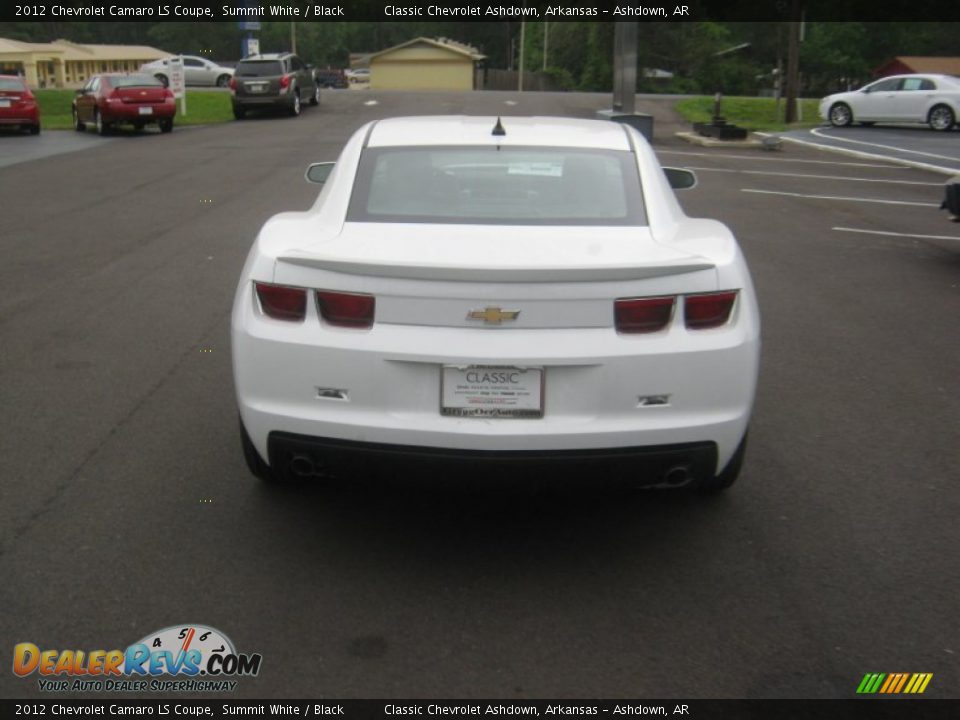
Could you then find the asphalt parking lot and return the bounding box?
[781,124,960,174]
[1,91,958,700]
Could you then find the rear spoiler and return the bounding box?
[276,255,714,283]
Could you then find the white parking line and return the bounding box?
[810,128,960,163]
[657,149,906,169]
[833,227,960,242]
[683,166,941,186]
[741,188,940,207]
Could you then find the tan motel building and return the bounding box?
[0,38,168,89]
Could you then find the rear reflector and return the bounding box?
[254,282,306,322]
[614,296,675,334]
[316,290,375,329]
[684,291,738,329]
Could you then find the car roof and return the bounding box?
[366,116,633,151]
[878,73,958,82]
[242,53,288,61]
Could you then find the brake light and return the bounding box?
[255,282,306,321]
[279,74,291,90]
[316,290,375,329]
[684,291,738,329]
[614,296,675,334]
[229,77,237,91]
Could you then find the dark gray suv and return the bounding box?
[230,53,320,119]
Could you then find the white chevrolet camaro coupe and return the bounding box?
[820,74,960,131]
[231,116,761,492]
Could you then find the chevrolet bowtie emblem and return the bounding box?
[467,307,520,324]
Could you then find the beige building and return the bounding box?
[369,37,485,92]
[0,38,168,89]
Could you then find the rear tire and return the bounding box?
[216,74,231,88]
[928,105,955,131]
[159,118,173,133]
[309,84,320,106]
[155,74,169,88]
[232,106,246,120]
[240,418,279,483]
[289,91,301,117]
[697,432,748,494]
[95,109,110,136]
[72,107,85,131]
[29,123,40,135]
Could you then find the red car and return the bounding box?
[0,75,40,135]
[72,73,175,135]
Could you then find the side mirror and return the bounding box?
[305,162,335,185]
[663,167,697,190]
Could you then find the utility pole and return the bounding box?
[784,0,802,123]
[543,22,548,71]
[518,21,525,91]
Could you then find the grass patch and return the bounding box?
[675,96,822,132]
[35,89,234,130]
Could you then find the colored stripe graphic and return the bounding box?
[857,673,932,694]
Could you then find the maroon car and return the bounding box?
[0,75,40,135]
[72,73,175,135]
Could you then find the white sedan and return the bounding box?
[231,116,761,492]
[820,74,960,131]
[140,55,234,87]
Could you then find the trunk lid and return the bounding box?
[273,223,718,329]
[116,86,168,104]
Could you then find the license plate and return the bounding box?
[247,84,266,93]
[441,365,543,419]
[138,106,153,115]
[0,100,10,108]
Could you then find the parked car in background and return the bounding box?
[345,68,370,84]
[0,75,40,134]
[230,52,320,119]
[141,55,234,87]
[820,74,960,131]
[232,116,761,492]
[72,73,175,135]
[315,68,348,89]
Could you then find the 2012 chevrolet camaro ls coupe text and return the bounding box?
[231,116,761,491]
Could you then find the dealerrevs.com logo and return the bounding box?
[13,624,262,692]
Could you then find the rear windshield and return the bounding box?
[236,61,283,77]
[347,146,646,226]
[0,78,26,91]
[108,74,163,88]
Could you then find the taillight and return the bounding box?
[229,77,237,91]
[614,296,675,334]
[316,290,375,329]
[255,282,306,322]
[279,74,291,90]
[684,291,738,330]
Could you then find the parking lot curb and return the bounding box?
[755,131,960,177]
[675,131,763,148]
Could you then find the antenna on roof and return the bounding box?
[492,117,506,137]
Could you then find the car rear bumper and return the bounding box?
[0,112,39,125]
[232,283,760,476]
[233,96,294,108]
[101,104,175,122]
[266,430,717,486]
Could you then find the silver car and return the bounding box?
[820,74,960,131]
[140,55,234,88]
